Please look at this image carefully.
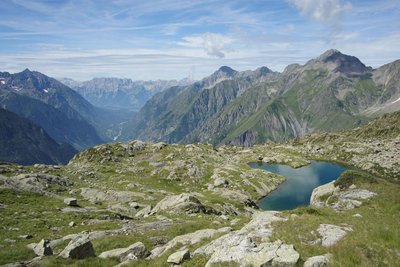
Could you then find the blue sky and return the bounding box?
[0,0,399,80]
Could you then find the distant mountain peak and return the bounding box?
[318,49,342,60]
[310,49,370,74]
[255,66,272,75]
[215,66,237,77]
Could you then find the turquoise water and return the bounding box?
[248,161,347,211]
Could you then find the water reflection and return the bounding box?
[249,161,346,210]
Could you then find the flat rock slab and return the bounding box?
[317,224,353,247]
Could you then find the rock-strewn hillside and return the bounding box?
[0,112,398,266]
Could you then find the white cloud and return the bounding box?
[177,33,234,58]
[289,0,352,25]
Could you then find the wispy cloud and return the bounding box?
[177,33,234,58]
[0,0,399,80]
[288,0,352,25]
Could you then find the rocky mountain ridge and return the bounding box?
[121,50,400,146]
[120,65,278,143]
[60,76,193,111]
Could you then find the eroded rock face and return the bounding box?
[151,193,219,215]
[59,234,95,259]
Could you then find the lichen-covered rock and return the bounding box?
[303,255,330,267]
[167,248,191,265]
[59,234,95,259]
[316,224,353,247]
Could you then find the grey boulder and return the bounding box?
[167,248,191,265]
[59,234,95,259]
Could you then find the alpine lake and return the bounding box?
[248,161,347,210]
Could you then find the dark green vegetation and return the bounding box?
[0,111,398,266]
[0,108,77,165]
[121,50,400,146]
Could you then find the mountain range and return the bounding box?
[0,49,399,165]
[119,49,400,146]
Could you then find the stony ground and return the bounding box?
[0,114,399,266]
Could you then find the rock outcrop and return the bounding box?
[59,234,95,259]
[194,211,299,266]
[98,242,150,261]
[315,224,353,247]
[33,239,53,256]
[167,248,191,265]
[303,254,331,267]
[310,181,376,210]
[151,193,219,215]
[150,227,232,258]
[4,174,72,196]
